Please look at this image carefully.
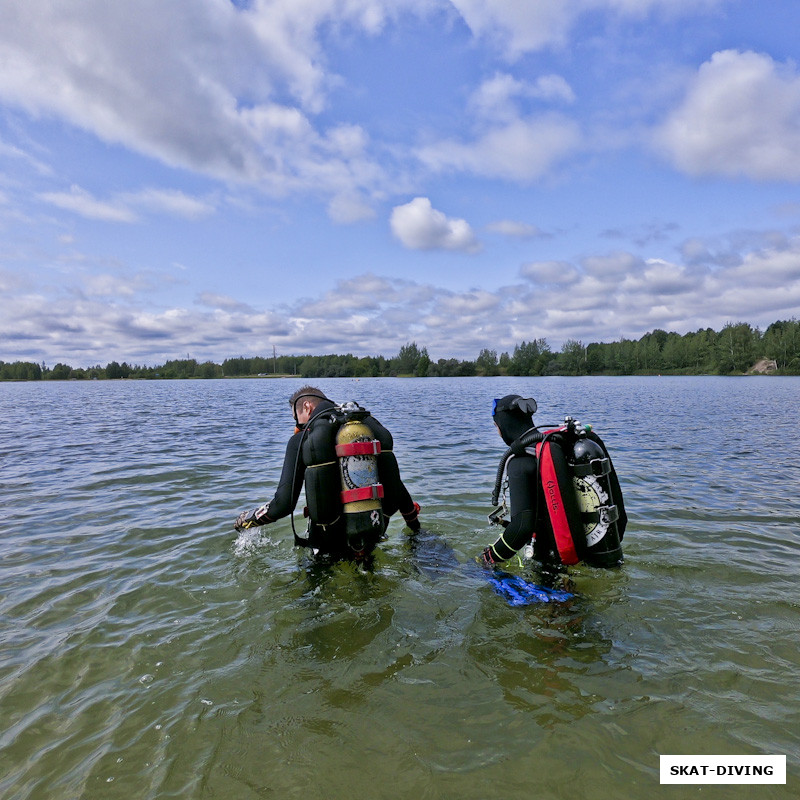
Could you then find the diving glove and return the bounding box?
[401,501,421,531]
[234,504,270,531]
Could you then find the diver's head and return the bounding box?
[492,394,537,445]
[289,385,329,425]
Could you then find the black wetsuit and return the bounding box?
[257,399,417,556]
[487,448,556,563]
[485,394,627,566]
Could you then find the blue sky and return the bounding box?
[2,0,800,366]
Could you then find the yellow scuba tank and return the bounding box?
[334,403,385,551]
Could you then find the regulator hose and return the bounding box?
[491,427,546,505]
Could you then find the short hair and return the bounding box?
[289,385,328,413]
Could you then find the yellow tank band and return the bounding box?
[314,516,341,530]
[306,460,337,469]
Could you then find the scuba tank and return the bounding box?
[335,402,385,552]
[569,432,623,567]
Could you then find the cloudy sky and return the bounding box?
[2,0,800,366]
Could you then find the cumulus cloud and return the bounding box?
[520,260,580,285]
[0,0,402,213]
[5,232,800,366]
[0,0,727,225]
[450,0,581,56]
[390,197,481,252]
[417,115,581,182]
[469,73,575,120]
[418,66,581,182]
[196,292,255,313]
[450,0,721,58]
[654,50,800,180]
[0,0,603,207]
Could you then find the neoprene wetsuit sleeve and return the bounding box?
[260,431,306,521]
[487,456,538,561]
[364,414,417,518]
[378,451,415,517]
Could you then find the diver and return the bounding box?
[234,386,421,561]
[481,394,626,569]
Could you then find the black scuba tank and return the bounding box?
[569,436,623,567]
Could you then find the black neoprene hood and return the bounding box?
[492,394,536,445]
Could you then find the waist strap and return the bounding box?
[341,484,384,503]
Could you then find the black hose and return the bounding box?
[491,427,546,505]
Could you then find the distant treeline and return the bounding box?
[3,319,800,381]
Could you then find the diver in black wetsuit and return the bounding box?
[480,394,626,568]
[234,386,421,560]
[480,395,552,566]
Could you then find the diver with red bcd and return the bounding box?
[482,394,626,570]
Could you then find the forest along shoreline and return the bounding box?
[2,318,800,380]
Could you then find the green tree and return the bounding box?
[509,340,545,375]
[198,361,222,378]
[415,348,431,377]
[585,342,605,373]
[560,339,585,375]
[49,363,72,380]
[716,322,758,374]
[763,318,800,370]
[0,361,42,380]
[476,348,499,376]
[106,361,130,379]
[393,342,424,375]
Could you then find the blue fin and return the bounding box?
[486,570,573,606]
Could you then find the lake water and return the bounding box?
[1,376,798,799]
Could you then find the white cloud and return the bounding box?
[450,0,721,58]
[326,193,376,224]
[0,0,728,227]
[0,0,402,211]
[38,185,215,222]
[654,50,800,180]
[487,220,542,238]
[5,232,800,366]
[469,73,575,120]
[124,189,216,220]
[39,186,137,223]
[583,251,644,278]
[0,136,53,176]
[520,260,580,285]
[417,115,581,182]
[390,197,481,252]
[196,292,256,313]
[450,0,580,56]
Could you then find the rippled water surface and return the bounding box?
[1,377,798,799]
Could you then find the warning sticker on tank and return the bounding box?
[574,475,610,546]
